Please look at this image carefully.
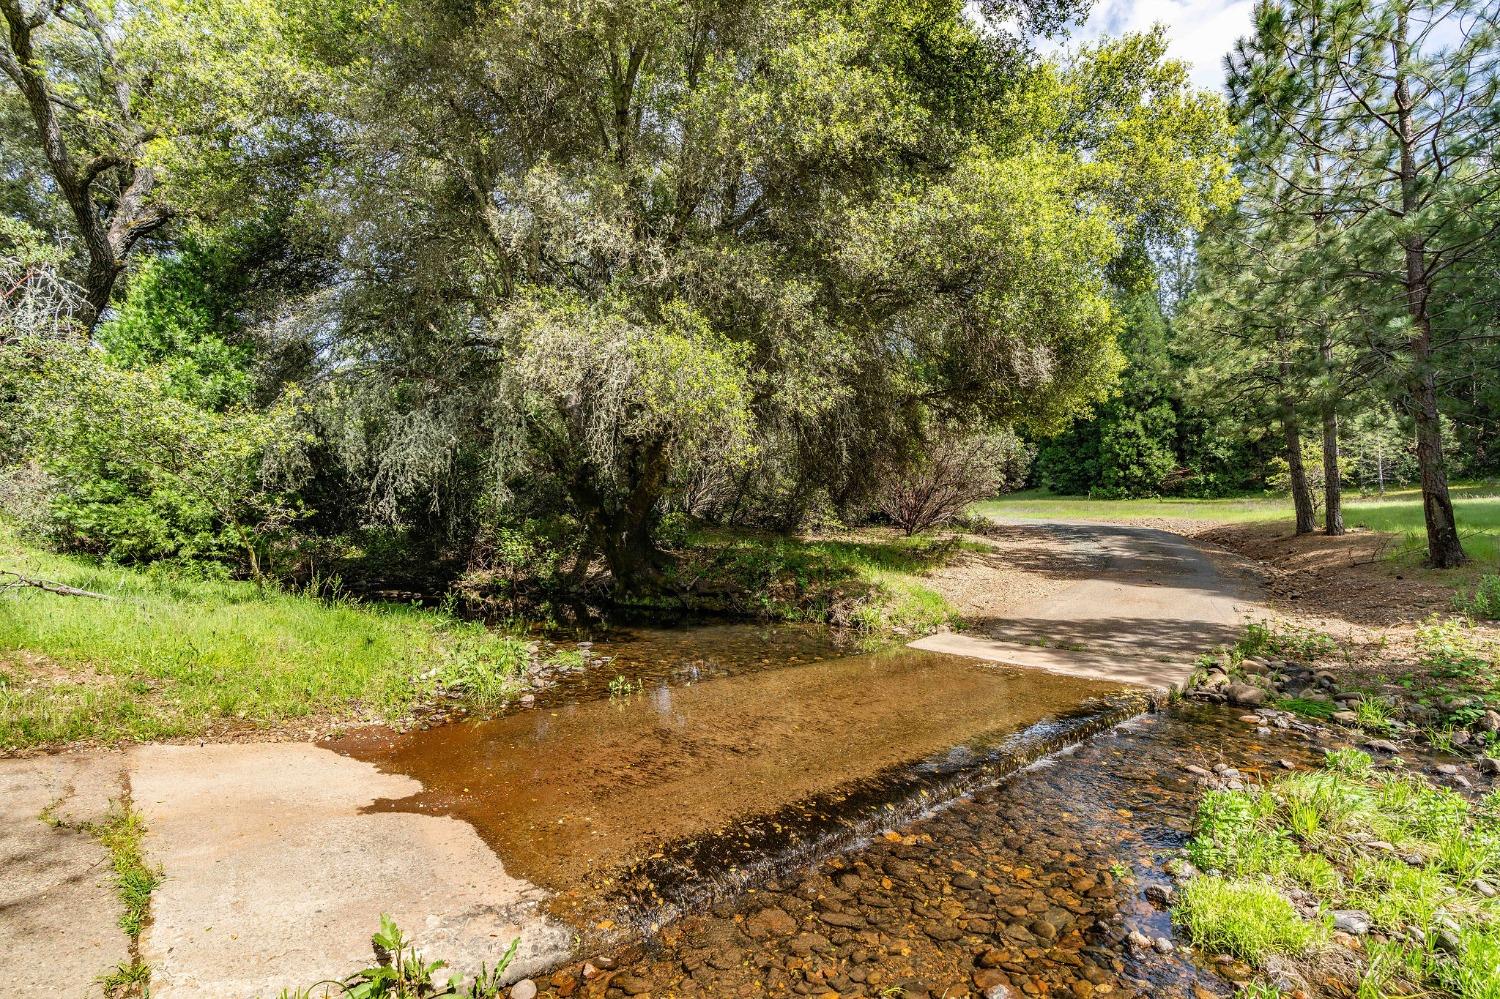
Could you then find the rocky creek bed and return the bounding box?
[504,702,1492,999]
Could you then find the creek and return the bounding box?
[321,621,1335,997]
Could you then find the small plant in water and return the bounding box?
[607,674,640,698]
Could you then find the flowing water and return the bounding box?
[524,705,1346,999]
[326,623,1140,934]
[322,622,1350,997]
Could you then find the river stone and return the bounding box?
[510,980,538,999]
[1333,910,1371,936]
[611,972,652,995]
[1143,884,1174,908]
[1227,684,1267,707]
[744,906,796,938]
[1367,739,1400,754]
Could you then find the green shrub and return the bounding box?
[1173,876,1328,964]
[1236,619,1337,662]
[27,350,307,575]
[1457,574,1500,621]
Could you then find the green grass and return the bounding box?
[90,804,161,938]
[1178,749,1500,996]
[1275,695,1337,720]
[1173,876,1330,964]
[975,483,1500,566]
[0,527,530,750]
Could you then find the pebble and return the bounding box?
[511,981,537,999]
[1332,910,1371,936]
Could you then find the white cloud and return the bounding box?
[1050,0,1257,91]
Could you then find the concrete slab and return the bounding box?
[911,520,1256,691]
[132,743,572,999]
[0,752,130,999]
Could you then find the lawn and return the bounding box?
[0,527,530,751]
[975,483,1500,567]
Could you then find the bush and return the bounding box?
[878,430,1031,536]
[26,349,308,576]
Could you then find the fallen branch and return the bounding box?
[0,570,115,600]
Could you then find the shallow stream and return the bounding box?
[320,622,1351,997]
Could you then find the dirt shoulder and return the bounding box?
[1185,521,1465,632]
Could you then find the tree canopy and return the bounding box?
[3,0,1241,591]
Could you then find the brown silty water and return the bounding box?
[326,624,1139,930]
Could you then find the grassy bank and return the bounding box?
[643,528,963,636]
[1,526,963,751]
[0,528,531,751]
[1175,748,1500,998]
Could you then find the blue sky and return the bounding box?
[1055,0,1257,91]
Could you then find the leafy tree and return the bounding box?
[0,0,318,327]
[308,1,1233,588]
[27,351,308,576]
[1035,293,1253,498]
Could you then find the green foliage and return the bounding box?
[27,348,307,574]
[308,0,1234,578]
[1172,876,1328,964]
[1457,575,1500,621]
[1235,620,1337,662]
[1034,294,1258,499]
[1188,788,1298,877]
[0,526,532,750]
[1180,749,1500,994]
[95,231,264,410]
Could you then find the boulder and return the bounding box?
[1227,684,1267,708]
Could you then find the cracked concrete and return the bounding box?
[0,752,131,998]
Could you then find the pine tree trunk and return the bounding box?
[1283,402,1316,536]
[1391,8,1465,568]
[1409,361,1465,567]
[1320,405,1344,536]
